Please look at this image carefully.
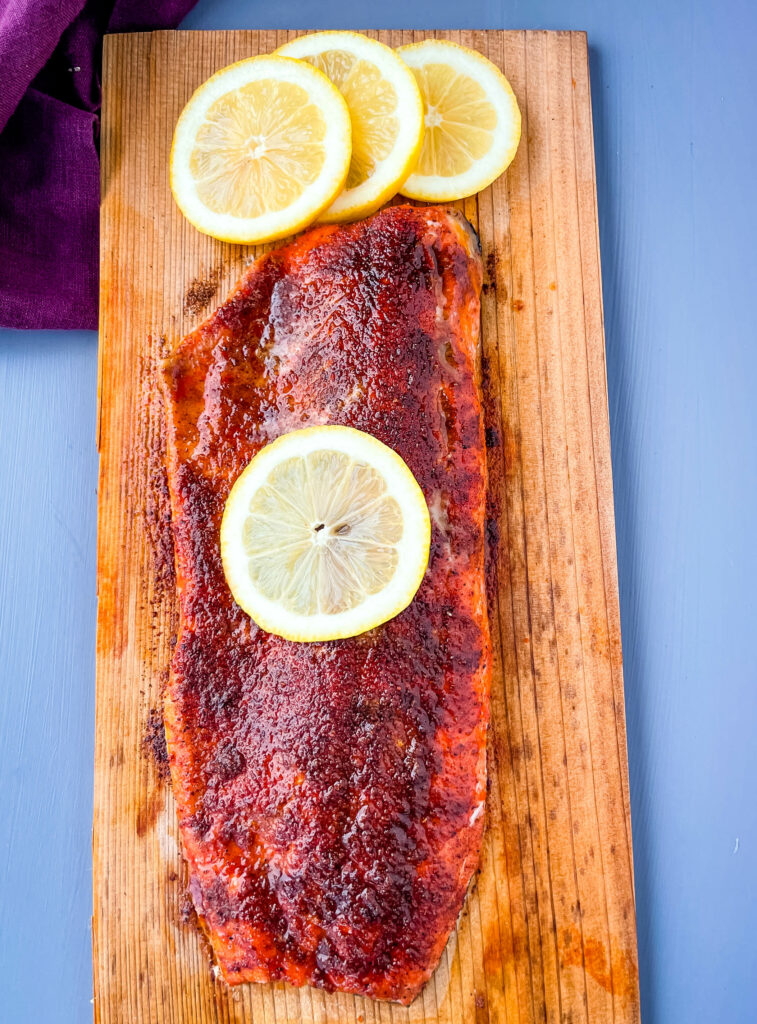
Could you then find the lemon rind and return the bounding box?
[170,55,352,244]
[220,426,431,642]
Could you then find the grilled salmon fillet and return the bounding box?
[160,205,489,1004]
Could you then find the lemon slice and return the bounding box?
[397,40,521,202]
[276,31,424,222]
[220,426,431,642]
[170,56,352,244]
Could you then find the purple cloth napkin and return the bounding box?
[0,0,196,330]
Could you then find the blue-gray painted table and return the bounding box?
[1,2,755,1021]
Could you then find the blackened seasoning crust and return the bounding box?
[160,205,490,1005]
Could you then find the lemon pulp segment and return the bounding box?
[190,80,328,218]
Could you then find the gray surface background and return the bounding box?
[1,1,755,1021]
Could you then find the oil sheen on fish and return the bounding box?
[160,205,490,1004]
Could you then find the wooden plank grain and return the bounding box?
[94,29,639,1024]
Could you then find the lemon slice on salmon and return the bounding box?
[220,426,431,642]
[170,56,351,244]
[398,39,521,201]
[276,31,424,222]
